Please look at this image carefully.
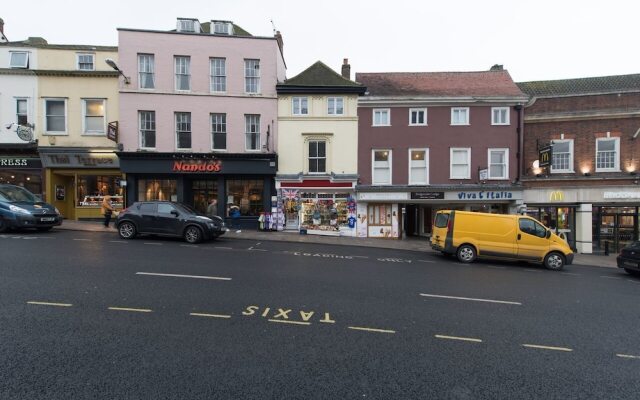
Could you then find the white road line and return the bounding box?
[522,344,573,352]
[136,272,231,281]
[190,313,232,319]
[268,319,311,326]
[109,240,128,244]
[73,238,91,241]
[108,307,152,313]
[180,244,199,248]
[353,256,369,259]
[487,266,506,269]
[248,248,268,252]
[616,353,640,359]
[418,260,436,263]
[143,242,162,246]
[214,246,233,250]
[600,276,622,280]
[419,293,522,306]
[27,301,72,307]
[348,326,396,334]
[561,272,581,276]
[435,334,483,343]
[524,269,542,273]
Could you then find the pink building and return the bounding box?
[116,18,286,227]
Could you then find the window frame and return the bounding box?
[43,98,67,135]
[308,139,327,174]
[595,137,621,172]
[409,108,427,126]
[327,97,344,115]
[372,108,390,127]
[408,148,429,185]
[487,148,509,180]
[550,139,574,173]
[174,56,191,92]
[138,54,155,90]
[372,149,392,185]
[244,59,260,94]
[16,98,28,126]
[491,107,510,125]
[450,147,471,179]
[292,97,309,115]
[81,98,106,135]
[139,110,156,150]
[451,107,470,126]
[210,57,227,93]
[175,112,192,150]
[9,51,29,68]
[244,114,261,151]
[211,113,227,151]
[76,53,95,71]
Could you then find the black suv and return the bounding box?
[0,184,62,233]
[115,201,228,243]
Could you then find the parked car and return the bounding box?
[115,201,228,243]
[0,184,62,233]
[431,210,574,270]
[617,241,640,276]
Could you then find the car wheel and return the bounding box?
[184,226,203,244]
[118,222,137,240]
[544,252,565,271]
[624,268,640,277]
[37,227,53,232]
[456,244,476,263]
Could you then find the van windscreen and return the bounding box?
[434,213,449,228]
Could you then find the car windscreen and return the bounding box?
[175,203,198,215]
[434,213,449,228]
[0,186,37,202]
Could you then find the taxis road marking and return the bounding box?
[522,344,573,352]
[268,319,311,326]
[108,307,152,313]
[190,313,232,319]
[348,326,396,334]
[420,293,522,305]
[136,272,231,281]
[27,301,72,307]
[435,334,483,343]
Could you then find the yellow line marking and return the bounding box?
[267,319,310,326]
[108,307,152,313]
[435,334,483,343]
[190,313,231,319]
[27,301,72,307]
[348,326,396,334]
[616,354,640,359]
[522,344,573,352]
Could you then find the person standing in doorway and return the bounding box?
[101,195,114,228]
[206,198,218,217]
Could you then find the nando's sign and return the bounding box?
[172,159,222,173]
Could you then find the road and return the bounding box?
[1,229,639,399]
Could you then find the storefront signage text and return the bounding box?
[1,158,26,166]
[358,192,409,201]
[456,191,514,200]
[411,191,444,200]
[603,192,640,199]
[42,153,119,168]
[172,160,222,173]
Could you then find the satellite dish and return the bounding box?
[16,125,34,142]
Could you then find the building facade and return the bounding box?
[116,18,286,228]
[275,60,365,235]
[356,67,528,238]
[518,74,640,254]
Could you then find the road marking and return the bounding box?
[561,272,581,276]
[353,256,369,259]
[180,244,199,248]
[419,293,522,305]
[136,272,231,281]
[73,238,91,241]
[616,354,640,359]
[348,326,396,334]
[418,259,436,263]
[190,313,231,319]
[600,276,622,280]
[214,246,233,250]
[108,307,152,313]
[27,301,72,307]
[626,279,640,284]
[524,269,542,273]
[268,319,311,326]
[109,240,128,244]
[143,242,162,246]
[248,247,268,252]
[435,334,483,343]
[522,344,573,352]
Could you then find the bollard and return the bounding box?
[604,241,609,256]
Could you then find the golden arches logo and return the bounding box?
[540,151,550,163]
[549,191,564,201]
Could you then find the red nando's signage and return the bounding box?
[172,160,222,173]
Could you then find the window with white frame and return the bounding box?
[409,149,429,185]
[327,97,344,115]
[596,137,620,172]
[488,148,508,179]
[139,111,156,149]
[178,19,196,32]
[210,58,226,92]
[450,148,471,179]
[373,109,390,126]
[77,53,94,70]
[44,99,66,133]
[409,108,427,126]
[372,150,392,185]
[292,97,308,115]
[308,140,327,174]
[551,140,573,173]
[83,99,106,134]
[174,56,191,91]
[245,114,260,150]
[211,113,226,150]
[213,22,231,35]
[9,51,28,68]
[175,112,192,149]
[245,59,260,93]
[491,107,510,125]
[451,107,469,125]
[138,54,155,89]
[16,99,28,125]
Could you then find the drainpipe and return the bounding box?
[515,104,524,182]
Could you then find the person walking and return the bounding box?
[101,195,114,228]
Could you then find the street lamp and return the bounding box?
[105,58,130,85]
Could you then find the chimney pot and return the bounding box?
[341,58,351,80]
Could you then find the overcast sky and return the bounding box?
[2,0,637,82]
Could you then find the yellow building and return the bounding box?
[275,60,366,235]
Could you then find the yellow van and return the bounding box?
[430,210,574,270]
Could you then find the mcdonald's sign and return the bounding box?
[539,146,552,167]
[549,191,565,202]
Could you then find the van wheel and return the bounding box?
[624,268,640,277]
[457,245,476,263]
[184,226,203,244]
[544,252,565,270]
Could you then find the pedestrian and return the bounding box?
[206,198,218,217]
[101,195,114,228]
[230,205,241,232]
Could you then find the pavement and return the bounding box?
[57,219,619,269]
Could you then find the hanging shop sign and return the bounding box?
[538,146,552,168]
[411,191,445,200]
[172,159,222,173]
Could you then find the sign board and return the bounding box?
[0,157,42,169]
[357,192,409,201]
[411,191,445,200]
[40,152,119,168]
[445,190,523,201]
[107,121,118,142]
[172,160,222,172]
[479,169,488,181]
[603,192,640,199]
[539,146,552,168]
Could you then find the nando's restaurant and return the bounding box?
[117,152,277,228]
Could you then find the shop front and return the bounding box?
[39,148,123,220]
[118,153,276,230]
[0,154,43,195]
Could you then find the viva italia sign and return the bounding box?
[457,191,514,200]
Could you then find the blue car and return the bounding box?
[0,184,62,233]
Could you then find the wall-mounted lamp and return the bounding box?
[105,58,131,85]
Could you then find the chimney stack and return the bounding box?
[0,18,4,34]
[341,58,351,80]
[490,64,504,71]
[274,30,283,54]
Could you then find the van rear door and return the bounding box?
[517,217,550,261]
[431,211,450,250]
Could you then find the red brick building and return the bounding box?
[518,74,640,254]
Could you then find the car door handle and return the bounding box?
[517,234,521,240]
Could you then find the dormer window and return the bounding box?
[213,21,233,35]
[177,18,199,33]
[10,51,28,68]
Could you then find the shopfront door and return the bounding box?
[595,207,638,253]
[190,180,218,215]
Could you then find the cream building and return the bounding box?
[275,60,366,235]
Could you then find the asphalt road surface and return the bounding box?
[1,229,639,399]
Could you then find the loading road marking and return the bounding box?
[435,334,483,343]
[136,272,231,281]
[190,313,232,319]
[268,319,311,326]
[616,354,640,359]
[27,301,72,307]
[420,293,522,306]
[348,326,396,334]
[522,344,573,352]
[108,307,152,313]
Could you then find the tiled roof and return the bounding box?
[356,70,526,98]
[281,61,364,87]
[0,37,116,51]
[517,74,640,97]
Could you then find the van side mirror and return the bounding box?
[546,230,551,239]
[170,210,179,217]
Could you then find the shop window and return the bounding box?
[596,137,620,172]
[368,204,392,225]
[409,149,428,185]
[372,150,391,185]
[450,148,470,179]
[44,99,66,133]
[175,112,191,149]
[83,99,106,134]
[16,99,28,125]
[308,140,326,174]
[0,170,41,195]
[139,111,156,149]
[211,113,226,150]
[226,179,263,216]
[192,180,218,215]
[488,148,508,179]
[77,175,123,207]
[300,196,350,232]
[245,114,260,151]
[138,179,177,201]
[551,140,573,173]
[138,54,155,89]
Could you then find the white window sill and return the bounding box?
[409,124,428,127]
[372,182,392,186]
[175,148,192,152]
[408,182,429,186]
[139,148,157,151]
[174,89,192,93]
[595,169,621,173]
[139,87,156,91]
[550,170,575,174]
[450,123,470,126]
[450,177,471,180]
[245,149,262,152]
[82,132,106,136]
[372,124,391,127]
[488,177,509,180]
[491,123,510,126]
[43,132,68,136]
[212,148,227,152]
